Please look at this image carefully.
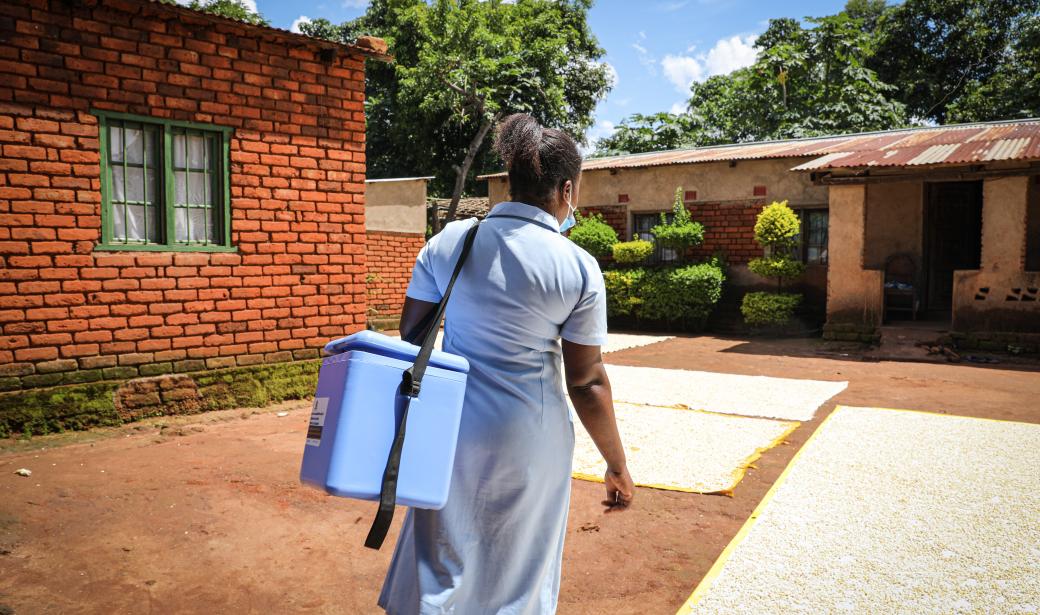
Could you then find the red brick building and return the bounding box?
[0,0,390,395]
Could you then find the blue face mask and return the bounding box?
[559,198,576,233]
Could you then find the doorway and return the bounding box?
[923,181,983,314]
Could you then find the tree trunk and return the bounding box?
[443,111,501,230]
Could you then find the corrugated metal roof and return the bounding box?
[478,119,1040,179]
[792,120,1040,171]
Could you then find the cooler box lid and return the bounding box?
[323,330,469,374]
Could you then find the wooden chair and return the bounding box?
[883,253,919,322]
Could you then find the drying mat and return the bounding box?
[572,402,798,496]
[602,364,847,422]
[600,333,674,354]
[678,406,1040,614]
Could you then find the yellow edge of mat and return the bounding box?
[673,406,841,615]
[572,418,800,497]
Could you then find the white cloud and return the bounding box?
[290,15,311,33]
[657,1,690,11]
[662,54,704,93]
[670,101,687,115]
[702,34,759,76]
[632,41,657,76]
[661,33,758,93]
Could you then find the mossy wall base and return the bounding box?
[0,359,321,439]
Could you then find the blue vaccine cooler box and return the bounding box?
[299,331,469,510]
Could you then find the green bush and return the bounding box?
[740,292,802,326]
[604,263,724,324]
[603,268,646,317]
[640,264,725,323]
[612,240,654,264]
[567,212,618,258]
[754,200,801,248]
[748,255,805,284]
[651,187,704,260]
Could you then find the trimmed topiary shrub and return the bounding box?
[612,240,654,264]
[651,187,704,262]
[567,212,618,258]
[741,292,802,326]
[745,200,805,327]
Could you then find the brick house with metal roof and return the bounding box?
[482,120,1040,347]
[0,0,391,428]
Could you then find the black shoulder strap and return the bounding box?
[365,220,481,550]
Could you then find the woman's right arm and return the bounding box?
[562,339,634,511]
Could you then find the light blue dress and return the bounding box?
[378,202,608,615]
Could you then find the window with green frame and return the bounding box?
[95,111,234,252]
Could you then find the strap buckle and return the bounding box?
[400,369,421,398]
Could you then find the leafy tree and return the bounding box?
[302,0,611,231]
[593,112,699,157]
[944,13,1040,121]
[594,13,906,154]
[612,240,654,265]
[869,0,1040,123]
[651,187,704,264]
[186,0,268,26]
[843,0,889,33]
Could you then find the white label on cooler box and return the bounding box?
[306,397,329,447]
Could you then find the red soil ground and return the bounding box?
[1,335,1038,614]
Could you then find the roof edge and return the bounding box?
[142,0,392,62]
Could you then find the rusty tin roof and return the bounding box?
[478,119,1040,179]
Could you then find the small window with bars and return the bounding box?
[632,211,677,263]
[795,208,828,265]
[97,111,232,252]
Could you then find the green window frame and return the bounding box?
[94,110,235,252]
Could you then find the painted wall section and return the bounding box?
[825,185,883,327]
[0,0,369,391]
[365,178,428,234]
[952,176,1039,333]
[864,181,923,270]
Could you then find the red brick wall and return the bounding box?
[687,200,765,264]
[365,230,424,322]
[580,205,626,239]
[0,0,368,390]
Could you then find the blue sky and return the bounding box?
[248,0,853,146]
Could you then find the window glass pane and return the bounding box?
[112,204,126,240]
[187,135,206,169]
[111,166,125,202]
[175,207,188,242]
[188,172,206,205]
[174,171,187,204]
[126,204,147,241]
[126,167,144,202]
[173,133,186,168]
[145,168,157,203]
[109,125,123,162]
[124,127,144,164]
[189,208,209,242]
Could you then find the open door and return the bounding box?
[923,181,983,314]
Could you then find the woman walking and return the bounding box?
[379,113,634,615]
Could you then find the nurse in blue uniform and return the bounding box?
[378,114,635,614]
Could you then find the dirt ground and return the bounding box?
[1,335,1038,615]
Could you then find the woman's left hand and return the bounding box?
[602,466,634,512]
